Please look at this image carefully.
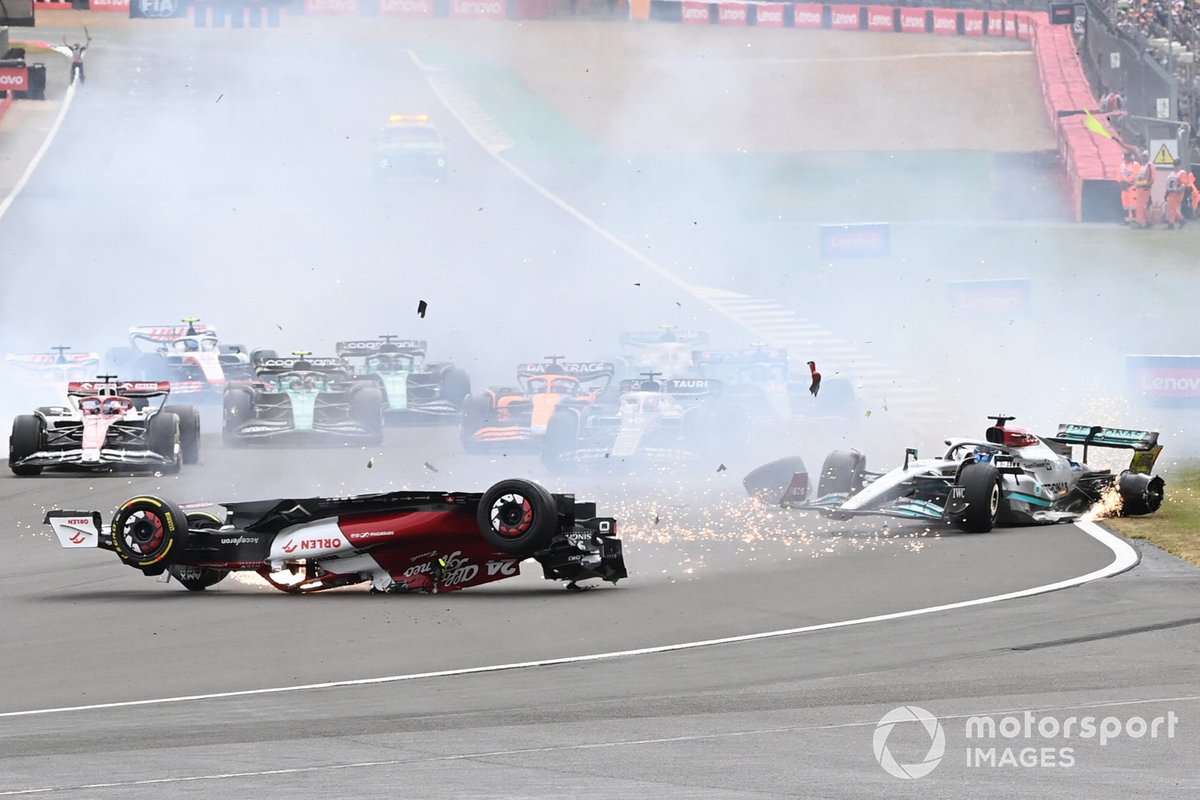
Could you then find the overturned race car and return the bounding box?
[45,479,627,594]
[744,415,1165,532]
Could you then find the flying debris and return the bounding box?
[423,461,438,472]
[717,463,727,472]
[417,300,428,318]
[367,458,374,469]
[807,361,821,397]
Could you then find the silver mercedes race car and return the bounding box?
[744,416,1165,532]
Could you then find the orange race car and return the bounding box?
[461,358,615,452]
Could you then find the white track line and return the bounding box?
[0,521,1137,719]
[0,80,77,222]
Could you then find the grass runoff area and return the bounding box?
[1108,465,1200,566]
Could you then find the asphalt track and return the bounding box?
[0,14,1198,799]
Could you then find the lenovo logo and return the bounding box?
[0,75,26,85]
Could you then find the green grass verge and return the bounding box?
[1107,466,1200,566]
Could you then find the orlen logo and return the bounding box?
[69,532,88,544]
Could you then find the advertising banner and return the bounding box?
[819,223,891,258]
[380,0,434,15]
[945,278,1033,316]
[899,7,925,33]
[755,2,784,27]
[866,6,893,32]
[1126,356,1200,407]
[130,0,187,18]
[829,5,860,30]
[793,3,822,29]
[90,0,131,11]
[305,0,360,14]
[988,11,1005,36]
[717,2,747,25]
[962,9,984,35]
[931,8,957,35]
[680,0,710,23]
[0,67,29,92]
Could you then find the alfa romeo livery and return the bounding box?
[8,377,200,475]
[45,479,627,594]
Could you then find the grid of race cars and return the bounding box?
[6,316,1168,594]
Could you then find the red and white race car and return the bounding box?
[46,479,627,593]
[105,318,254,400]
[5,345,101,384]
[8,378,200,475]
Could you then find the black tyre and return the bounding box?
[110,496,189,576]
[742,456,809,503]
[148,412,182,474]
[817,449,866,497]
[460,394,493,452]
[477,479,559,557]
[440,367,471,410]
[250,349,278,366]
[223,388,254,445]
[351,386,384,444]
[9,414,45,476]
[1117,471,1165,516]
[169,512,229,591]
[958,461,1002,533]
[541,408,580,473]
[164,405,201,465]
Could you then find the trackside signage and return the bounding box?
[866,6,894,32]
[819,222,890,258]
[380,0,433,15]
[899,7,925,32]
[793,3,822,28]
[89,0,130,11]
[305,0,360,14]
[755,2,784,26]
[1126,355,1200,407]
[681,1,709,23]
[0,67,29,91]
[717,3,747,25]
[830,5,859,30]
[450,0,506,18]
[945,278,1032,316]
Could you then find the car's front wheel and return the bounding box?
[957,461,1002,533]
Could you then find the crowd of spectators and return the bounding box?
[1107,0,1198,124]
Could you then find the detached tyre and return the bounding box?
[148,412,182,474]
[111,496,189,576]
[958,461,1002,533]
[477,479,558,557]
[169,512,228,591]
[1117,471,1165,516]
[9,414,45,476]
[164,405,201,465]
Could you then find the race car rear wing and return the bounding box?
[254,356,348,374]
[130,324,213,343]
[618,377,722,396]
[517,361,615,380]
[1047,424,1162,472]
[336,339,427,358]
[67,380,172,398]
[6,352,101,368]
[619,330,709,349]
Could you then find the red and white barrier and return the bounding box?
[865,6,892,32]
[756,2,785,27]
[930,7,956,35]
[380,0,435,16]
[829,5,859,30]
[680,0,709,23]
[898,7,924,33]
[793,3,822,29]
[89,0,131,11]
[717,2,748,25]
[962,9,984,36]
[304,0,359,15]
[0,67,29,92]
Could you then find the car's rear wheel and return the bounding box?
[223,388,253,445]
[1117,471,1165,516]
[477,479,558,557]
[164,405,201,465]
[9,414,44,476]
[148,412,182,474]
[957,462,1002,533]
[440,367,471,411]
[351,386,384,445]
[111,496,189,576]
[169,512,228,591]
